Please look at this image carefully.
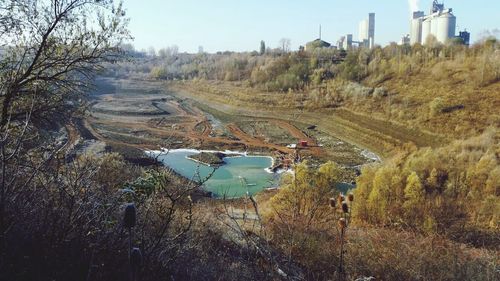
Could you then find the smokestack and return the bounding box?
[408,0,420,17]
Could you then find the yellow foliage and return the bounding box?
[352,130,499,237]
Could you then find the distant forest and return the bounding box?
[107,35,499,92]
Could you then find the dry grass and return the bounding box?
[346,227,499,281]
[355,59,500,139]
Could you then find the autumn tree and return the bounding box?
[353,130,499,246]
[403,172,425,226]
[264,161,345,278]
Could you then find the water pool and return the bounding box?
[149,149,278,198]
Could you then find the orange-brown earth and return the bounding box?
[76,78,344,166]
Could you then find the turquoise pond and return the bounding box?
[151,150,279,198]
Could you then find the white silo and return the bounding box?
[430,16,439,39]
[410,11,425,45]
[410,18,422,44]
[421,17,432,44]
[358,19,368,42]
[436,11,456,44]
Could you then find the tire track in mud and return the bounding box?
[83,80,329,158]
[227,124,293,154]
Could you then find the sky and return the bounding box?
[122,0,500,53]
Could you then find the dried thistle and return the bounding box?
[348,193,354,202]
[329,197,336,208]
[338,218,347,229]
[342,202,349,214]
[123,203,137,228]
[337,194,345,205]
[130,247,143,269]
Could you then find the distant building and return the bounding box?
[458,30,470,46]
[305,39,332,51]
[410,11,425,44]
[337,34,353,50]
[337,36,345,49]
[305,25,333,51]
[358,13,375,48]
[344,34,353,50]
[368,13,375,47]
[399,34,411,45]
[358,19,368,42]
[410,1,459,45]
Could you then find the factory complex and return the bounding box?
[409,0,470,46]
[305,1,470,51]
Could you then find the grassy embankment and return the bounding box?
[351,57,500,139]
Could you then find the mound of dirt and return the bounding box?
[188,152,226,166]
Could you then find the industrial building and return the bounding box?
[336,13,374,50]
[458,30,471,46]
[304,26,333,51]
[410,1,457,45]
[358,13,375,48]
[337,34,353,50]
[399,34,411,45]
[305,39,332,51]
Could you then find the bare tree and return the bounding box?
[147,46,157,57]
[278,38,291,53]
[0,0,129,255]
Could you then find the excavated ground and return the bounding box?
[70,78,371,169]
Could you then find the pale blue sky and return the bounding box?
[123,0,499,53]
